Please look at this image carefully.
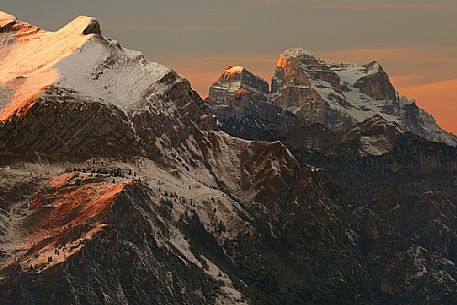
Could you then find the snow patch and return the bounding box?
[225,66,244,74]
[281,48,313,59]
[359,135,392,156]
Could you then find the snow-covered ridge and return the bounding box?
[0,11,175,121]
[329,61,381,86]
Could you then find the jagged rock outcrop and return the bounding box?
[271,48,342,106]
[270,48,354,131]
[270,48,457,146]
[81,17,101,35]
[208,66,269,104]
[353,61,396,100]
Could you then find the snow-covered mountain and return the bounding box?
[0,11,185,119]
[208,66,269,104]
[2,12,457,305]
[271,48,457,145]
[0,12,302,304]
[1,11,218,163]
[207,48,456,146]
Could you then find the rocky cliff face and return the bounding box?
[205,93,296,141]
[1,12,457,305]
[208,66,269,104]
[207,48,456,146]
[353,61,397,100]
[271,48,457,145]
[271,48,342,106]
[269,49,354,132]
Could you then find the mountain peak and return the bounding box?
[0,13,174,121]
[63,15,102,36]
[208,66,269,103]
[269,48,457,146]
[0,11,101,37]
[365,60,383,73]
[0,13,101,120]
[280,48,314,59]
[0,11,16,27]
[224,65,245,74]
[276,48,315,69]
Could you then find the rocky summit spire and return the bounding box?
[271,48,341,109]
[208,65,269,104]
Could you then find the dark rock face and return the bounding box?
[208,66,269,104]
[401,101,457,145]
[0,72,215,164]
[82,18,101,35]
[206,92,296,141]
[353,62,396,100]
[293,126,457,203]
[328,114,404,157]
[0,88,138,162]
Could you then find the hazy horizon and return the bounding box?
[3,0,456,134]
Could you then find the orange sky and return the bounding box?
[157,47,457,135]
[398,79,457,135]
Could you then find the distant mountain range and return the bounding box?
[1,12,457,305]
[207,48,457,146]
